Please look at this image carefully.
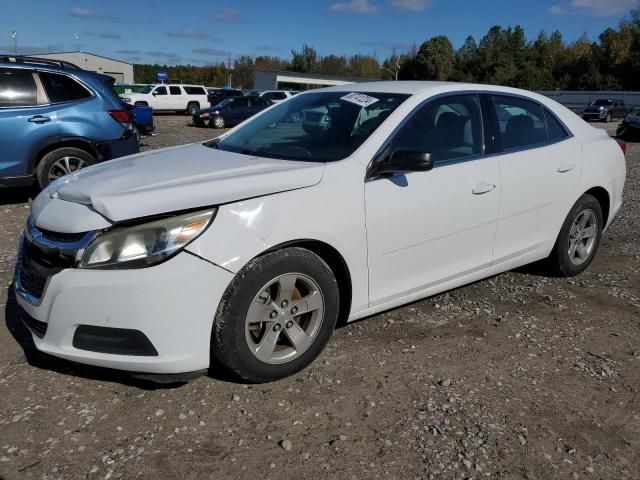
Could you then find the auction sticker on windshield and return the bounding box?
[341,92,379,108]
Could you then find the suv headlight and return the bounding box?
[79,209,216,269]
[122,97,132,103]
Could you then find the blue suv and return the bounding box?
[0,56,139,189]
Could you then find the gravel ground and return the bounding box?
[0,119,638,480]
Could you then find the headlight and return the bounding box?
[79,209,215,269]
[200,112,210,118]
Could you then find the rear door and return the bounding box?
[0,68,60,179]
[488,94,582,264]
[168,85,183,109]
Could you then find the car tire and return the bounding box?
[605,112,612,123]
[548,194,603,277]
[36,147,96,189]
[134,101,148,107]
[187,102,200,116]
[212,115,226,129]
[211,247,340,383]
[133,125,143,146]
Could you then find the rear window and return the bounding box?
[492,95,547,151]
[544,108,570,143]
[39,72,91,103]
[0,69,37,107]
[184,86,206,95]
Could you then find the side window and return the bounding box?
[233,97,249,108]
[184,86,206,95]
[391,94,484,165]
[492,95,546,151]
[270,92,286,100]
[39,72,91,104]
[154,86,167,95]
[0,69,37,107]
[169,86,182,95]
[544,108,570,143]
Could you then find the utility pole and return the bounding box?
[10,30,17,55]
[227,55,232,87]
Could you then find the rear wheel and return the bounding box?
[187,102,200,116]
[605,112,612,123]
[548,194,603,277]
[36,147,96,189]
[211,248,339,382]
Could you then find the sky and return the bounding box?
[1,0,639,65]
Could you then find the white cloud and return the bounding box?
[166,29,209,40]
[330,0,379,14]
[389,0,431,11]
[214,8,239,22]
[70,7,91,17]
[549,0,639,16]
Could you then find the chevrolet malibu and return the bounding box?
[15,82,626,383]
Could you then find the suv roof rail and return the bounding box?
[0,55,82,70]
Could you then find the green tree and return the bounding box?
[290,44,318,73]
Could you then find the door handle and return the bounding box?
[28,115,51,124]
[472,183,496,195]
[557,163,576,173]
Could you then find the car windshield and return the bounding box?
[213,98,235,109]
[214,91,409,162]
[138,85,154,94]
[593,100,613,106]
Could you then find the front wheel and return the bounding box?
[212,115,226,129]
[36,147,96,189]
[211,248,339,383]
[605,112,612,123]
[548,194,603,277]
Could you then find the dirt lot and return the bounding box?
[0,118,638,480]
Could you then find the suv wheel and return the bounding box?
[605,112,612,123]
[36,147,96,189]
[187,102,200,116]
[134,101,148,107]
[548,194,603,277]
[211,248,339,382]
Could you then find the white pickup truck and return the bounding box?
[121,84,209,115]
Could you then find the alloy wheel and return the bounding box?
[245,273,325,364]
[567,209,598,266]
[48,156,89,182]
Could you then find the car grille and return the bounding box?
[38,228,87,244]
[18,235,76,300]
[19,307,48,338]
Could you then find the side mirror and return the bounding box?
[152,91,158,96]
[370,150,434,177]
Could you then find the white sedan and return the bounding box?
[15,82,626,382]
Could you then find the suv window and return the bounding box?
[491,95,546,151]
[169,86,182,95]
[266,92,287,100]
[154,86,167,95]
[0,69,37,107]
[39,72,91,104]
[544,108,569,143]
[391,94,484,165]
[184,86,206,95]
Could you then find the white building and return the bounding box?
[254,69,373,91]
[30,51,134,84]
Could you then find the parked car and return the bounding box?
[15,82,626,383]
[260,90,299,103]
[616,107,640,141]
[0,56,138,189]
[192,96,271,128]
[207,87,242,107]
[582,99,628,123]
[120,84,208,115]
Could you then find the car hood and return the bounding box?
[40,143,325,223]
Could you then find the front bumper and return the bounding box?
[582,111,607,121]
[15,245,233,374]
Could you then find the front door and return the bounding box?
[365,94,501,306]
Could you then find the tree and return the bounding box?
[348,54,381,79]
[290,44,318,73]
[415,36,455,80]
[451,36,478,82]
[318,54,348,76]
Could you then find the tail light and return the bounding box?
[616,139,627,155]
[108,109,133,131]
